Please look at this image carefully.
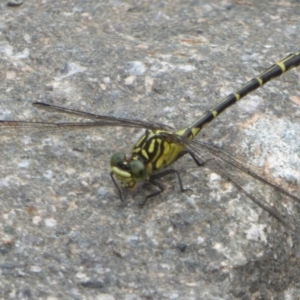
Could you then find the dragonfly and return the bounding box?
[1,51,300,229]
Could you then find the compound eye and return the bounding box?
[110,152,126,167]
[130,160,147,181]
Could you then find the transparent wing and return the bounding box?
[33,102,173,130]
[191,140,300,202]
[159,132,299,229]
[0,102,173,135]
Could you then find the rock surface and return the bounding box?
[0,1,300,299]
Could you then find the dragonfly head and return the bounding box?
[110,152,148,189]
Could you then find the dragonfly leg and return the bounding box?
[184,150,206,166]
[173,150,204,166]
[139,178,165,207]
[184,149,216,168]
[140,168,192,206]
[110,171,125,202]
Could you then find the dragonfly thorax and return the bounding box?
[110,152,148,189]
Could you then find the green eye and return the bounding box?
[130,160,147,181]
[111,152,126,167]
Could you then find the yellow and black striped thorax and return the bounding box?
[132,129,185,173]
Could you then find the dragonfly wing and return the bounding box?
[205,154,292,229]
[33,102,173,131]
[158,132,298,228]
[0,120,114,137]
[189,139,300,203]
[0,102,175,137]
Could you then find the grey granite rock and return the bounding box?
[0,1,300,299]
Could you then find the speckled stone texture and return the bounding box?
[0,1,300,299]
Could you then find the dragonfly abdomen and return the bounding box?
[177,51,300,141]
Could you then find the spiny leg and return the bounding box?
[184,149,206,166]
[139,178,164,207]
[110,171,125,202]
[140,168,192,206]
